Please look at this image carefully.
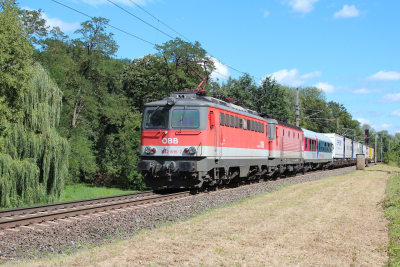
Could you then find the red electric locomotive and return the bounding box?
[137,91,304,188]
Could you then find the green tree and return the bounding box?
[19,8,49,44]
[36,17,144,188]
[0,0,34,142]
[112,112,145,189]
[154,38,214,92]
[296,87,332,132]
[0,63,69,208]
[256,76,290,119]
[122,55,165,112]
[385,139,400,166]
[36,18,120,181]
[223,73,256,107]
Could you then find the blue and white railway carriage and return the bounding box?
[322,133,345,166]
[302,129,333,170]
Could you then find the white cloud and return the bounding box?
[356,118,371,125]
[352,88,380,94]
[314,82,335,93]
[263,10,270,17]
[286,0,319,14]
[380,124,393,129]
[300,71,322,79]
[208,57,230,81]
[367,70,400,81]
[79,0,146,7]
[22,6,80,32]
[42,13,80,32]
[378,93,400,103]
[333,5,360,18]
[391,110,400,117]
[264,68,321,87]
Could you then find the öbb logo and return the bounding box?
[162,138,178,144]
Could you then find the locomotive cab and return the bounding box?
[137,92,212,188]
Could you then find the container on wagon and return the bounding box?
[322,133,344,159]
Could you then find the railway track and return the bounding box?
[0,190,192,231]
[0,165,363,232]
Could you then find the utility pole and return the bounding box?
[375,135,377,162]
[381,136,383,161]
[389,140,391,151]
[337,118,339,134]
[295,88,300,127]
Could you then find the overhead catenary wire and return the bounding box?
[51,0,265,82]
[50,0,156,46]
[106,0,175,40]
[127,0,193,44]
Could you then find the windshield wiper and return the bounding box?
[180,106,187,126]
[148,106,160,121]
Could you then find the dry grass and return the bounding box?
[14,164,400,266]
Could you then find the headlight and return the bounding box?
[145,147,156,154]
[184,147,196,154]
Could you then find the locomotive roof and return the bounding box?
[275,120,302,132]
[144,91,265,120]
[143,91,301,131]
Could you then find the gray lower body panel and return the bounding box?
[138,156,306,188]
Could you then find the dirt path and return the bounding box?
[16,164,400,266]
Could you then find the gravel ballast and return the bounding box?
[0,166,356,261]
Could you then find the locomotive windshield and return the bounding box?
[144,108,169,129]
[172,110,200,128]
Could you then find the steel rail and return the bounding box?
[0,191,191,230]
[0,190,160,218]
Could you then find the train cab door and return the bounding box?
[267,123,275,157]
[214,111,222,160]
[276,126,283,158]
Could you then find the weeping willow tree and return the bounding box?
[0,63,69,208]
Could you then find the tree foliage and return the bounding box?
[0,0,34,136]
[0,63,69,208]
[218,74,289,119]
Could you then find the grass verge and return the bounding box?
[61,184,138,202]
[384,172,400,266]
[389,161,400,168]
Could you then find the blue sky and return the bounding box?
[19,0,400,135]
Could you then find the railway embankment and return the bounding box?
[2,165,397,266]
[384,171,400,266]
